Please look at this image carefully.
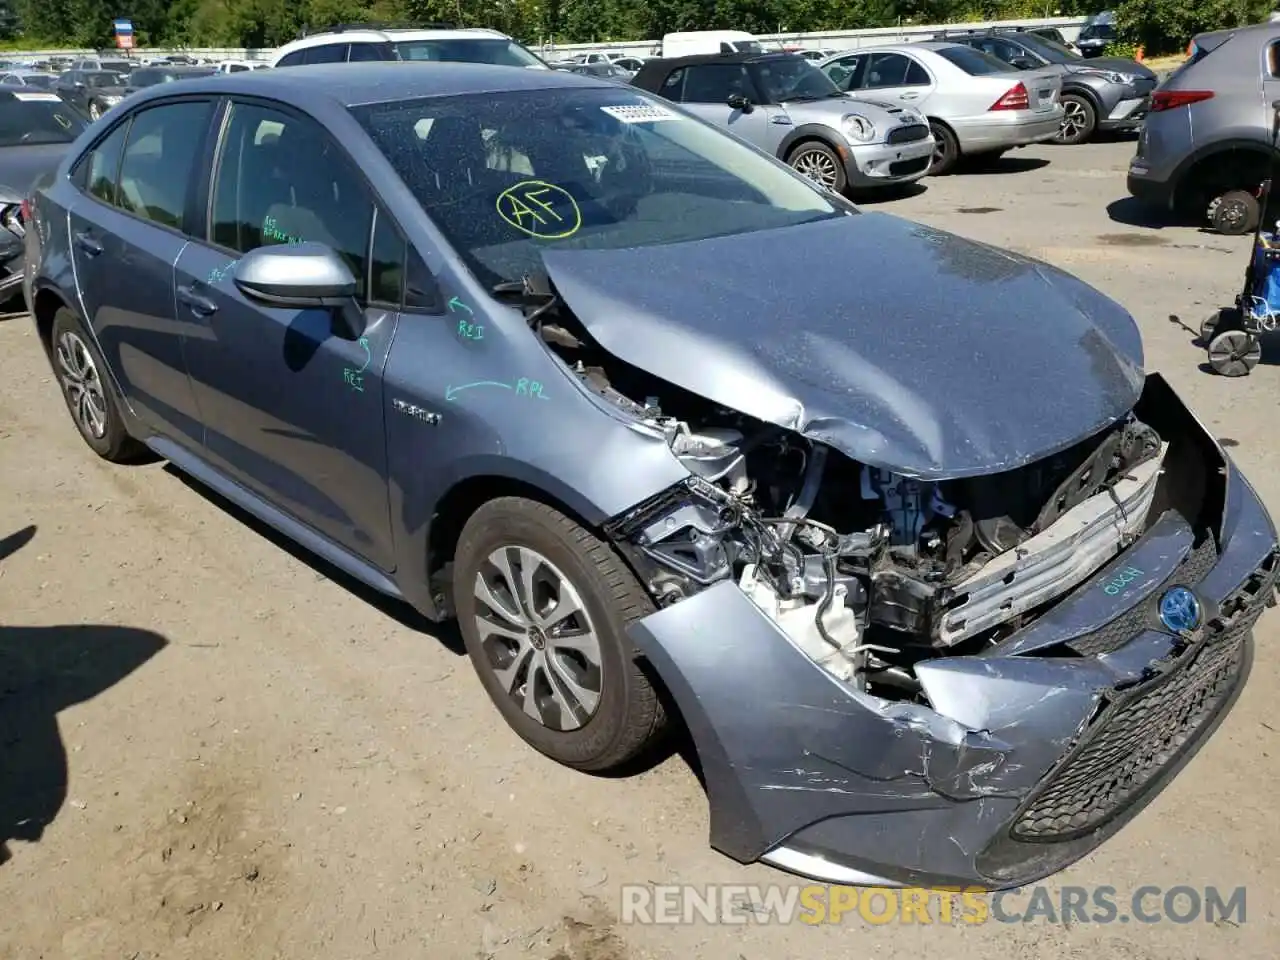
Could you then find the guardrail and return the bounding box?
[0,16,1089,61]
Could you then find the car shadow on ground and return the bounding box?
[849,182,927,205]
[1106,196,1183,230]
[160,465,465,653]
[954,155,1050,176]
[0,524,169,866]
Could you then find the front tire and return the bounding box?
[50,307,142,462]
[1054,94,1097,145]
[454,497,667,772]
[787,140,847,194]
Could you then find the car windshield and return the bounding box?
[1011,33,1079,63]
[936,45,1017,75]
[0,99,86,145]
[353,87,844,288]
[86,72,124,87]
[21,74,56,88]
[100,61,132,73]
[1079,24,1116,40]
[751,57,843,101]
[394,39,545,68]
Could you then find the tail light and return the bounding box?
[1150,90,1214,112]
[20,198,30,222]
[989,82,1030,111]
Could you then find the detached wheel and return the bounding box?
[928,122,959,175]
[787,141,847,193]
[1209,190,1260,236]
[1200,306,1240,342]
[50,308,143,461]
[454,497,667,772]
[1208,329,1262,377]
[1054,94,1097,145]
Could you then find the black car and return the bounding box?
[125,65,217,95]
[53,70,128,121]
[0,87,86,298]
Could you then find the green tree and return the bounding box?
[1115,0,1274,54]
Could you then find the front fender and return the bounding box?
[777,122,852,160]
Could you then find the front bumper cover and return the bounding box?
[625,376,1277,889]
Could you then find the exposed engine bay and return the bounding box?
[508,279,1168,702]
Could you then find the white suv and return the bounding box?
[270,24,548,69]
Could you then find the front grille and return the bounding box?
[1067,535,1218,657]
[889,157,930,177]
[887,123,929,145]
[1012,551,1278,842]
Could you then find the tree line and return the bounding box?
[2,0,1272,55]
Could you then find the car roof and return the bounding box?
[1193,20,1280,50]
[280,25,512,50]
[126,61,607,109]
[638,51,799,69]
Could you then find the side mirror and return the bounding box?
[233,242,366,340]
[726,93,753,112]
[1011,57,1038,70]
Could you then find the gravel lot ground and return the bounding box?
[2,134,1278,960]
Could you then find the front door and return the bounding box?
[68,99,214,448]
[668,62,780,150]
[174,99,398,570]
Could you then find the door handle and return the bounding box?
[177,284,218,316]
[900,92,921,100]
[73,231,102,256]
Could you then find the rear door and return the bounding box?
[860,52,936,107]
[173,99,398,569]
[66,98,215,448]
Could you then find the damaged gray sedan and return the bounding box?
[29,66,1278,889]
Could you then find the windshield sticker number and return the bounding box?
[600,103,679,124]
[496,180,581,239]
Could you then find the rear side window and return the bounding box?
[304,44,349,64]
[116,101,214,231]
[936,45,1017,76]
[348,43,390,62]
[276,51,306,67]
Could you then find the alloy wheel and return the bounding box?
[55,330,108,439]
[791,148,839,189]
[1059,99,1087,141]
[472,545,604,732]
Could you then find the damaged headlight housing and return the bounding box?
[841,113,876,143]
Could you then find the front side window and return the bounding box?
[394,38,544,68]
[86,72,124,89]
[823,55,866,90]
[348,43,389,62]
[276,51,306,67]
[680,64,754,103]
[1008,34,1075,63]
[865,53,926,88]
[0,97,85,147]
[750,57,844,102]
[116,100,213,230]
[353,87,844,289]
[81,119,130,204]
[209,102,375,297]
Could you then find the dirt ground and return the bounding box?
[3,136,1279,959]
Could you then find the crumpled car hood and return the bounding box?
[541,212,1146,480]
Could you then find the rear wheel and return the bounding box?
[1054,94,1096,145]
[787,141,847,193]
[454,497,667,772]
[50,308,143,461]
[927,122,960,175]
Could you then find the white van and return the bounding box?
[660,31,764,58]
